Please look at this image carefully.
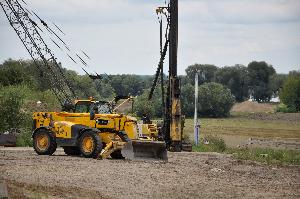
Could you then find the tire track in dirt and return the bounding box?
[0,148,299,199]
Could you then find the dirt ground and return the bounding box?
[231,101,276,113]
[0,148,299,199]
[240,113,300,124]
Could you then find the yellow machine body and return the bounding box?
[32,111,134,159]
[32,99,167,160]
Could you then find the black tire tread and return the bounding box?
[79,131,102,159]
[33,128,57,155]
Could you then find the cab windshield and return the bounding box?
[74,101,112,114]
[74,101,91,113]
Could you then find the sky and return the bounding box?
[0,0,299,75]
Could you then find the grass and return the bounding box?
[16,129,33,147]
[227,148,300,165]
[193,135,226,152]
[192,135,300,165]
[184,114,300,142]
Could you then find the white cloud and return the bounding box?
[0,0,299,75]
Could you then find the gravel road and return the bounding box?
[0,147,299,199]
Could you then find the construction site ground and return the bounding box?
[0,148,299,199]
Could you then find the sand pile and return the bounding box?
[231,101,276,113]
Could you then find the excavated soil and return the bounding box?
[236,112,300,123]
[231,101,276,113]
[0,148,299,199]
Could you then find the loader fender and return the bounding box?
[32,127,52,139]
[55,124,98,146]
[77,127,100,140]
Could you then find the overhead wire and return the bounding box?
[18,0,102,99]
[20,0,100,79]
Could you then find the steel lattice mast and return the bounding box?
[0,0,77,106]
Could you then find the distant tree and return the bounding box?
[0,59,28,86]
[179,75,190,86]
[63,69,80,96]
[140,75,161,90]
[279,75,300,112]
[181,83,195,117]
[247,61,276,102]
[109,75,144,96]
[133,91,154,118]
[0,85,28,132]
[133,86,164,118]
[94,80,116,100]
[269,74,287,96]
[288,70,300,77]
[77,75,99,98]
[216,65,249,102]
[198,82,235,117]
[185,64,218,85]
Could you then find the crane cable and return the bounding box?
[148,4,170,100]
[19,0,99,78]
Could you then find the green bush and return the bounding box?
[133,89,163,118]
[181,83,195,117]
[276,103,296,113]
[193,135,226,152]
[16,129,33,147]
[133,91,156,118]
[198,82,235,117]
[0,85,28,132]
[279,75,300,112]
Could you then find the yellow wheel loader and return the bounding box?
[32,99,167,160]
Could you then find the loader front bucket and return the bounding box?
[121,140,167,161]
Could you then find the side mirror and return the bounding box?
[90,109,95,120]
[90,106,98,120]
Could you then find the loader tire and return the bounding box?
[79,131,102,158]
[110,150,125,159]
[33,128,57,155]
[63,146,80,156]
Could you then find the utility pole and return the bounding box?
[194,73,199,146]
[166,0,181,151]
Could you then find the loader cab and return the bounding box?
[74,100,112,114]
[74,100,92,113]
[93,101,112,114]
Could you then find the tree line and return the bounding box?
[0,58,299,128]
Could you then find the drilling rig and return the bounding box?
[149,0,187,152]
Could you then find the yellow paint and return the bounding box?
[82,136,94,153]
[171,98,181,141]
[52,121,73,138]
[36,134,49,150]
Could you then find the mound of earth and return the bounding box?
[231,101,276,113]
